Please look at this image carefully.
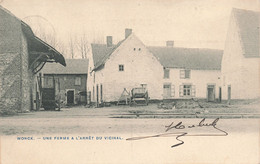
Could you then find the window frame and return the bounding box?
[75,76,81,86]
[119,64,124,72]
[180,69,191,79]
[164,69,170,79]
[179,84,196,97]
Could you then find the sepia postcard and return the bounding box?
[0,0,259,163]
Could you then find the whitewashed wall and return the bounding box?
[221,11,260,100]
[86,46,95,101]
[95,34,164,102]
[164,68,221,99]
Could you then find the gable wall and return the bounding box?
[86,47,95,102]
[95,34,164,102]
[0,8,23,111]
[21,32,33,111]
[222,11,260,100]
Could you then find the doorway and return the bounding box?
[207,85,215,102]
[163,84,171,99]
[96,85,99,106]
[219,87,222,102]
[67,90,74,104]
[100,84,103,103]
[228,85,231,104]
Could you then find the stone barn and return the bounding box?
[0,6,66,112]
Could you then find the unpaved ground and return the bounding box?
[0,104,259,135]
[1,105,259,164]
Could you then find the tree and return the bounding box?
[23,15,59,49]
[77,32,90,59]
[68,33,77,59]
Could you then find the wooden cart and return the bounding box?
[130,87,149,106]
[37,75,61,110]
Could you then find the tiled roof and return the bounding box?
[148,47,223,70]
[233,8,259,57]
[91,34,223,71]
[91,44,115,67]
[0,5,66,66]
[91,38,126,71]
[41,59,88,74]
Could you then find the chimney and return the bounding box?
[166,41,174,47]
[125,28,132,39]
[106,36,113,47]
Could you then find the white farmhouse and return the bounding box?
[221,8,260,101]
[87,29,164,103]
[87,29,223,104]
[149,45,223,101]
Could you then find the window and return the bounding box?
[179,84,196,97]
[183,85,191,96]
[93,73,95,83]
[119,64,124,71]
[75,77,81,86]
[164,69,170,79]
[44,77,54,88]
[180,70,191,79]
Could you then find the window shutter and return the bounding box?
[171,85,175,97]
[179,85,184,97]
[180,70,184,79]
[192,85,196,97]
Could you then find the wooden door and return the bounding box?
[67,90,74,104]
[219,87,222,102]
[163,84,171,99]
[207,85,215,102]
[228,85,231,104]
[96,85,99,106]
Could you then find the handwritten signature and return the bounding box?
[126,118,228,148]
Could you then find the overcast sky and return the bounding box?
[1,0,259,57]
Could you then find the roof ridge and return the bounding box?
[93,37,127,70]
[148,46,223,51]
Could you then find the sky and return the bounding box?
[1,0,259,58]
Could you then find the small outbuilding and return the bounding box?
[41,59,88,106]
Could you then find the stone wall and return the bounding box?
[21,32,33,111]
[43,74,87,105]
[0,7,23,111]
[0,53,21,111]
